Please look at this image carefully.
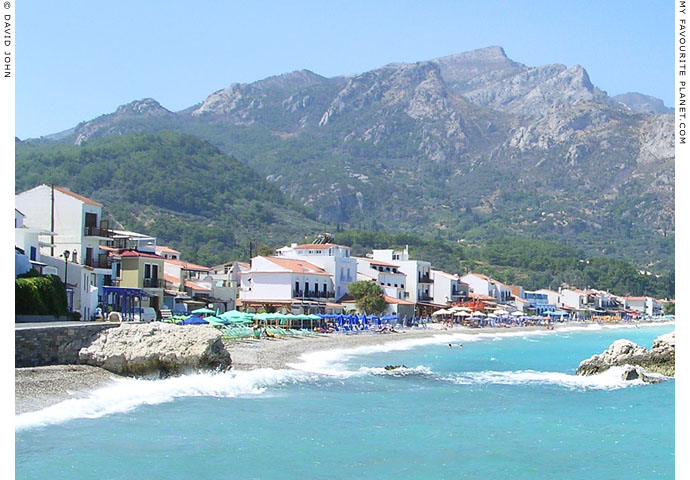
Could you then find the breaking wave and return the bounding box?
[15,368,314,431]
[444,365,666,391]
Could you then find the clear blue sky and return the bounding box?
[16,0,674,139]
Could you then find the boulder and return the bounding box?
[577,331,675,377]
[79,322,231,376]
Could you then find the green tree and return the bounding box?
[348,281,387,315]
[662,302,675,315]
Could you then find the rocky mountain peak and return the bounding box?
[613,92,673,114]
[114,98,171,116]
[250,69,328,91]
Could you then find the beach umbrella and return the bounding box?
[512,311,525,316]
[191,307,215,315]
[473,311,486,317]
[453,306,473,312]
[494,309,509,316]
[204,316,230,326]
[179,315,208,325]
[432,309,450,316]
[219,310,253,320]
[454,311,471,317]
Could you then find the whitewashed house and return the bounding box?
[534,289,561,308]
[240,256,336,313]
[355,256,407,300]
[560,289,589,310]
[460,273,512,303]
[431,270,469,305]
[275,243,356,301]
[371,247,433,304]
[15,185,112,272]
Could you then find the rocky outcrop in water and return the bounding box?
[79,322,232,377]
[576,331,675,379]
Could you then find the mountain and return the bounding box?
[612,92,673,114]
[25,46,675,273]
[15,131,325,265]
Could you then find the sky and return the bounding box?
[14,0,674,139]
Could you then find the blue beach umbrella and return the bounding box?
[179,315,208,325]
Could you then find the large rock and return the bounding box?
[576,331,675,378]
[79,322,231,376]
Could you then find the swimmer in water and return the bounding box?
[448,343,452,348]
[458,343,463,349]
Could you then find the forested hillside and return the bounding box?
[15,131,324,266]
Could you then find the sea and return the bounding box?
[15,323,675,479]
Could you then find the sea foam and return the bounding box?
[15,368,314,431]
[445,365,662,391]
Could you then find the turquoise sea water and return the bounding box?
[16,324,674,479]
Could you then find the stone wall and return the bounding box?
[16,324,119,367]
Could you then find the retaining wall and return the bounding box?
[15,323,119,367]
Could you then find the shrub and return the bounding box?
[15,274,68,316]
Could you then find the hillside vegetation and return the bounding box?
[15,131,324,266]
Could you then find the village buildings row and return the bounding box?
[15,185,669,321]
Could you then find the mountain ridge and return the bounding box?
[19,46,675,273]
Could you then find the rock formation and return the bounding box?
[79,322,232,377]
[576,331,675,379]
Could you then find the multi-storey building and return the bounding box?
[275,243,356,301]
[370,247,433,304]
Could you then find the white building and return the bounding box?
[15,185,112,272]
[534,289,561,308]
[560,289,589,310]
[355,257,407,300]
[460,273,512,303]
[370,247,433,304]
[622,296,661,316]
[430,270,469,306]
[240,256,335,313]
[275,243,356,300]
[14,208,56,274]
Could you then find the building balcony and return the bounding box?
[292,290,335,299]
[418,275,433,284]
[418,294,433,302]
[84,254,112,269]
[84,226,112,238]
[143,278,163,288]
[103,277,120,287]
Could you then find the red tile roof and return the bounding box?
[185,281,211,292]
[356,257,400,268]
[53,186,103,207]
[155,246,181,254]
[164,273,180,284]
[117,250,163,259]
[383,295,415,305]
[263,257,329,275]
[165,258,211,271]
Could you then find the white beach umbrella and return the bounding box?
[432,309,449,316]
[487,313,498,318]
[512,311,524,316]
[494,309,509,316]
[454,311,471,317]
[473,311,486,317]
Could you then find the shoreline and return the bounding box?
[15,321,672,415]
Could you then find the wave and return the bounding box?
[444,365,665,391]
[287,329,556,375]
[15,368,314,431]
